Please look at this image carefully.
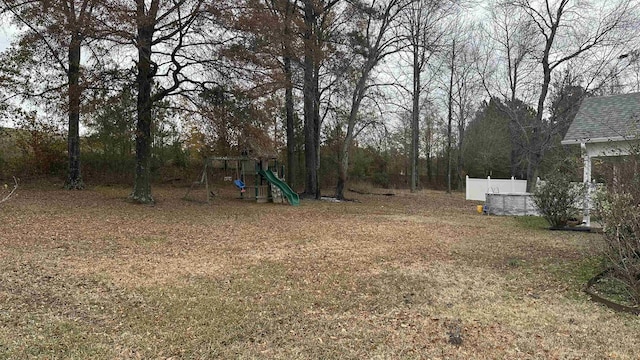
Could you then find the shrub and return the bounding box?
[595,149,640,305]
[13,115,66,177]
[532,172,583,228]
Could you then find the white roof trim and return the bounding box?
[561,136,629,145]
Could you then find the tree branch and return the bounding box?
[0,177,19,205]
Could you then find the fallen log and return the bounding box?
[348,188,395,196]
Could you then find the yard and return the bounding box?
[1,184,638,359]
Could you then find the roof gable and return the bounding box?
[562,92,640,144]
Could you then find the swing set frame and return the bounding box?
[184,156,248,203]
[184,156,283,203]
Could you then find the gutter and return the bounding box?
[561,136,631,145]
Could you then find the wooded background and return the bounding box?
[1,0,639,202]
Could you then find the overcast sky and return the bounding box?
[0,36,10,52]
[0,25,17,52]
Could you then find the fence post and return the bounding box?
[510,176,515,193]
[487,176,491,194]
[465,175,469,200]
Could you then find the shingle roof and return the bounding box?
[562,92,640,144]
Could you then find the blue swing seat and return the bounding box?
[234,179,246,191]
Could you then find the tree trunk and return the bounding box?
[65,34,84,189]
[526,62,551,191]
[335,142,349,200]
[283,0,295,188]
[526,4,561,192]
[284,55,295,188]
[302,0,318,197]
[410,42,420,193]
[131,14,155,204]
[425,124,432,184]
[335,69,368,200]
[313,63,321,199]
[335,111,355,200]
[446,40,455,194]
[508,116,520,177]
[456,105,464,191]
[335,135,352,200]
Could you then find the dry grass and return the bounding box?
[1,184,638,359]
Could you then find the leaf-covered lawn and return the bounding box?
[1,184,638,359]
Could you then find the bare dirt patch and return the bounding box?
[1,186,638,359]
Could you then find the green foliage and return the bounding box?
[82,89,190,183]
[532,171,583,229]
[319,135,392,189]
[82,89,136,182]
[462,97,538,180]
[350,146,389,187]
[462,98,513,178]
[85,88,136,160]
[80,151,136,183]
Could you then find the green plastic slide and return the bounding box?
[258,169,300,206]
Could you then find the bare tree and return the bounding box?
[506,0,638,190]
[334,0,409,200]
[478,3,541,179]
[452,30,483,190]
[445,38,455,193]
[485,2,538,103]
[401,0,452,192]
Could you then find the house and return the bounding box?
[561,92,640,226]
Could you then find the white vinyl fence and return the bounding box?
[465,176,528,201]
